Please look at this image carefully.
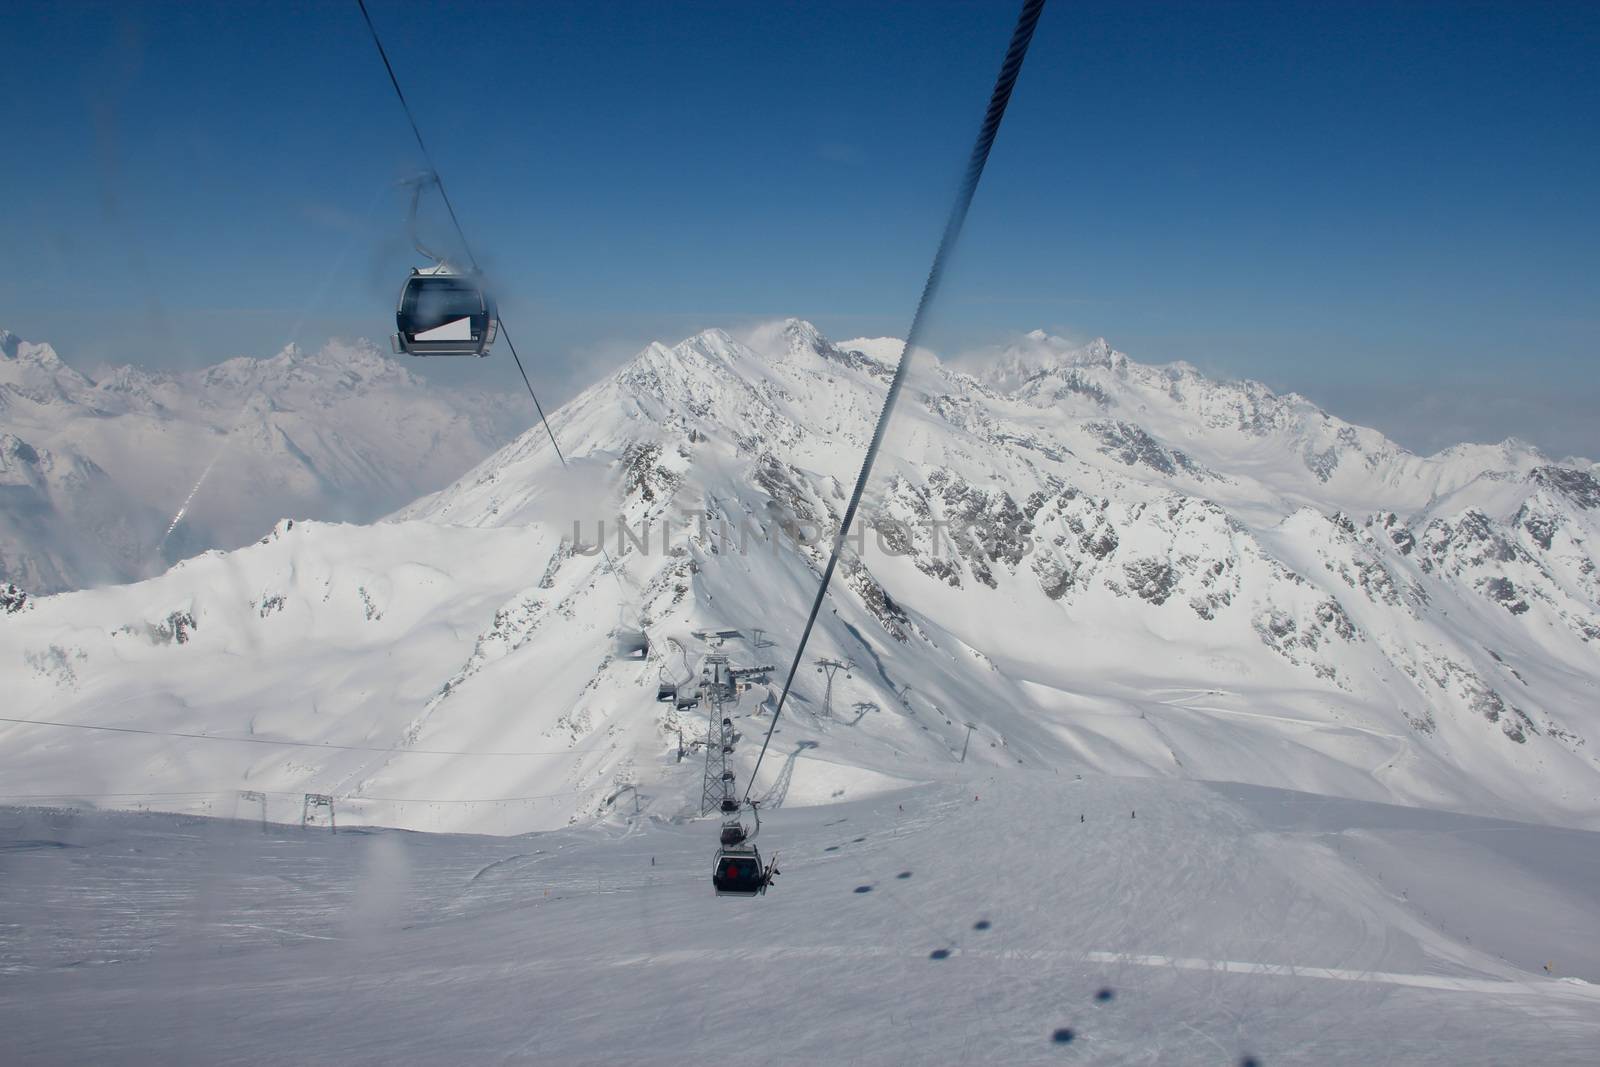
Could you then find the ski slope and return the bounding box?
[3,771,1597,1064]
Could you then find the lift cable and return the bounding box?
[356,0,647,612]
[355,0,565,466]
[0,714,607,758]
[0,786,590,805]
[743,0,1047,803]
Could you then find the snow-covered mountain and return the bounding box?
[0,330,525,592]
[3,321,1597,833]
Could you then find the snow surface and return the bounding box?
[2,774,1597,1064]
[3,318,1598,1061]
[3,319,1595,834]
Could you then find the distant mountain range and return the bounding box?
[2,320,1596,834]
[0,329,526,592]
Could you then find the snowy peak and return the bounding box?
[5,317,1599,837]
[194,337,417,398]
[745,317,824,360]
[0,330,64,368]
[1532,465,1600,510]
[608,321,890,430]
[444,319,1600,537]
[973,330,1120,391]
[919,330,1586,515]
[0,328,525,592]
[748,317,887,370]
[411,320,1600,823]
[628,320,891,384]
[1000,328,1117,370]
[1427,438,1549,472]
[0,330,94,404]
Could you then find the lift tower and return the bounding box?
[814,658,854,719]
[700,675,738,816]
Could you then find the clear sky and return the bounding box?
[3,1,1597,456]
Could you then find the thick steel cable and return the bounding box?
[744,0,1047,802]
[355,0,565,466]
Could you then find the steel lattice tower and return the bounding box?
[814,658,854,719]
[700,695,725,814]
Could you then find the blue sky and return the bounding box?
[3,1,1596,455]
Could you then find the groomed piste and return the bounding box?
[3,772,1597,1063]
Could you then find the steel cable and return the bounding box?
[355,0,565,465]
[356,0,642,600]
[745,0,1048,801]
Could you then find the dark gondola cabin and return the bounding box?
[392,268,497,356]
[712,847,769,897]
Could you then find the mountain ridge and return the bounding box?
[0,330,526,592]
[3,319,1596,834]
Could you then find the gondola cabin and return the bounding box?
[392,267,497,357]
[712,846,769,897]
